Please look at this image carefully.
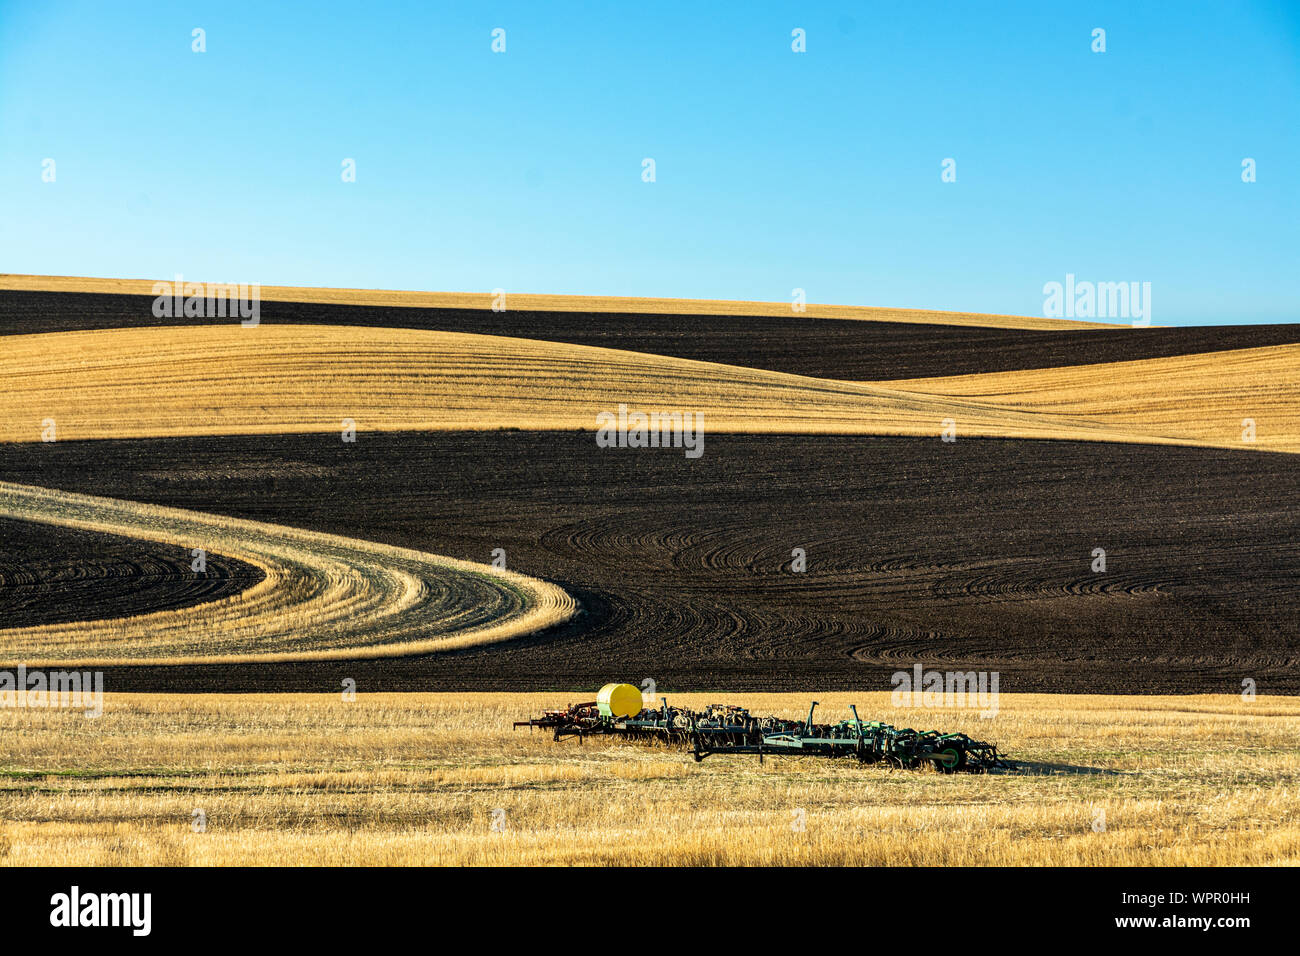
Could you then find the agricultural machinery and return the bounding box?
[515,683,1013,773]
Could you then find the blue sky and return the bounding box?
[1,1,1297,325]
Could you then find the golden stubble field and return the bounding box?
[4,323,1296,451]
[1,692,1296,866]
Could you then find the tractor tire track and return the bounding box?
[0,431,1296,693]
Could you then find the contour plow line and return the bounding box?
[0,481,576,666]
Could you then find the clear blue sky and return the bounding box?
[2,0,1297,325]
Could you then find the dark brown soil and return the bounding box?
[1,431,1295,694]
[0,516,263,626]
[4,290,1299,380]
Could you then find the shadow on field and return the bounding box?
[1011,761,1128,777]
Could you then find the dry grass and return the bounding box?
[886,343,1300,454]
[0,324,1225,448]
[1,692,1296,866]
[0,481,574,665]
[0,273,1121,330]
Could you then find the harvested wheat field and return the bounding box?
[1,692,1296,867]
[0,324,1169,445]
[4,321,1296,451]
[885,343,1300,454]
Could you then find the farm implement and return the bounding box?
[515,683,1013,773]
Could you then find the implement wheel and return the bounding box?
[934,746,964,773]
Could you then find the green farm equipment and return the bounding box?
[688,701,1011,772]
[514,685,1013,773]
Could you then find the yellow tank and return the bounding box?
[596,682,643,719]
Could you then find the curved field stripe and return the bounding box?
[2,324,1290,452]
[0,324,1188,448]
[883,343,1300,454]
[0,274,1122,330]
[0,481,575,666]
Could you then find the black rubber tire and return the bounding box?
[934,746,964,773]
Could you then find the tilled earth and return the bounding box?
[0,516,262,627]
[0,431,1294,693]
